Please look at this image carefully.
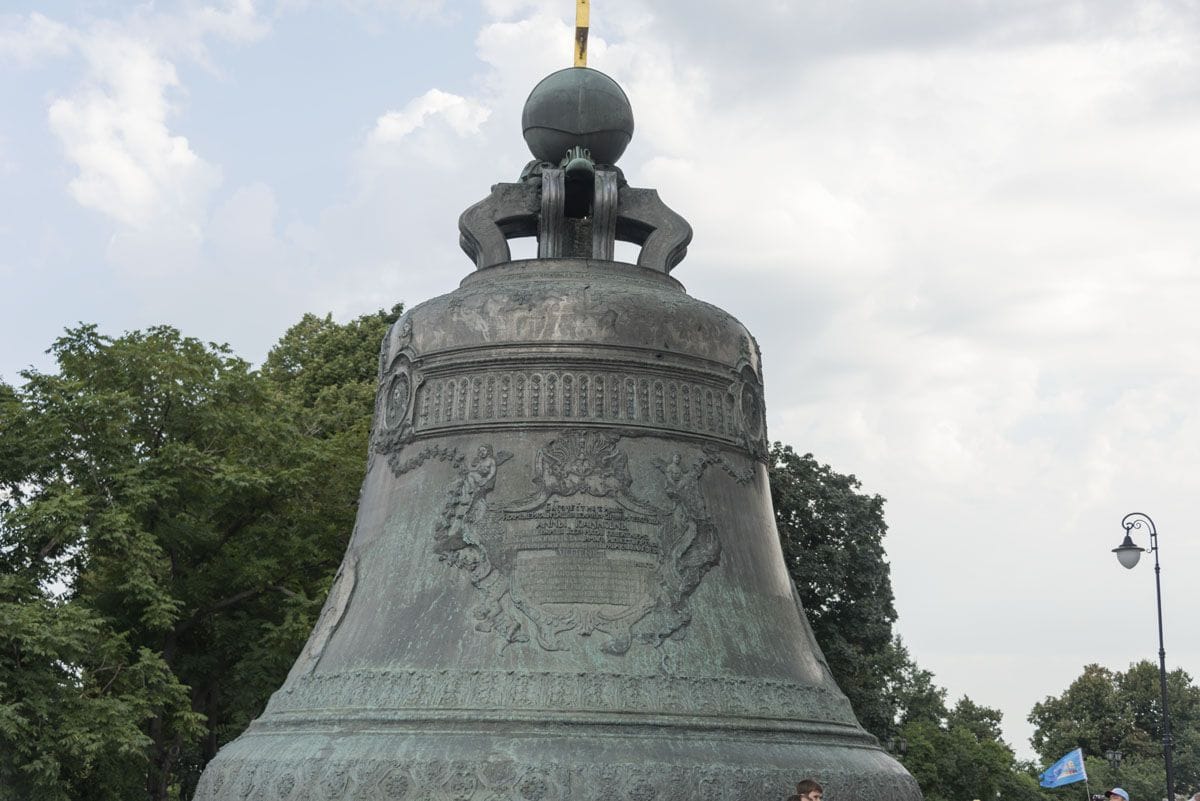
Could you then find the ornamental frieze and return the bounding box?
[268,667,854,724]
[372,359,771,463]
[193,755,918,801]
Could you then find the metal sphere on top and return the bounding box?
[522,66,634,165]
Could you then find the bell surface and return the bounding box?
[194,66,922,801]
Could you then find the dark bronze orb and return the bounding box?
[522,67,634,165]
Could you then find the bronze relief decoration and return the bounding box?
[434,431,723,655]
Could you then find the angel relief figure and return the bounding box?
[435,444,512,554]
[656,453,708,519]
[652,453,719,611]
[459,445,498,505]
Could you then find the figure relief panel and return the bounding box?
[430,430,754,655]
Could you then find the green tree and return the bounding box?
[900,696,1040,801]
[766,443,985,753]
[768,443,903,739]
[1030,664,1130,761]
[1118,660,1200,793]
[0,310,399,800]
[1029,661,1200,795]
[892,639,949,728]
[947,695,1005,742]
[0,573,197,801]
[262,306,402,420]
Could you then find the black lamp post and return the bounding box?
[1112,512,1175,800]
[1104,749,1122,777]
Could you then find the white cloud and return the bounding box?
[278,0,448,17]
[0,12,72,66]
[368,89,491,145]
[209,183,285,263]
[0,134,15,175]
[185,0,271,43]
[48,34,220,232]
[163,0,271,68]
[24,3,274,271]
[358,89,492,181]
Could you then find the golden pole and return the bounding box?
[574,0,589,66]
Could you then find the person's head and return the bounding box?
[795,779,823,801]
[1104,789,1129,801]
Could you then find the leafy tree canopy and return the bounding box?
[768,443,901,738]
[1030,661,1200,795]
[0,310,398,801]
[0,573,197,801]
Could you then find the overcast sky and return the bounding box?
[3,0,1198,761]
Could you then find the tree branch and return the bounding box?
[175,587,264,634]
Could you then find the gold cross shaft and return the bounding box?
[574,0,589,66]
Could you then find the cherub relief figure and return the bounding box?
[457,445,498,509]
[657,452,708,520]
[653,452,718,610]
[435,444,510,553]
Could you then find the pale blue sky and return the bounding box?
[3,0,1199,761]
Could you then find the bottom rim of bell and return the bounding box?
[194,727,921,801]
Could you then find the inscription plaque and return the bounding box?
[505,499,660,641]
[435,431,722,654]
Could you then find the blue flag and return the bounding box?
[1040,748,1088,788]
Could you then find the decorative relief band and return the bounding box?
[413,368,740,442]
[194,752,919,801]
[372,336,770,467]
[266,669,854,724]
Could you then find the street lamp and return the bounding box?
[1112,512,1174,801]
[1104,749,1122,776]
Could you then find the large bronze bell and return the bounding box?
[194,67,922,801]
